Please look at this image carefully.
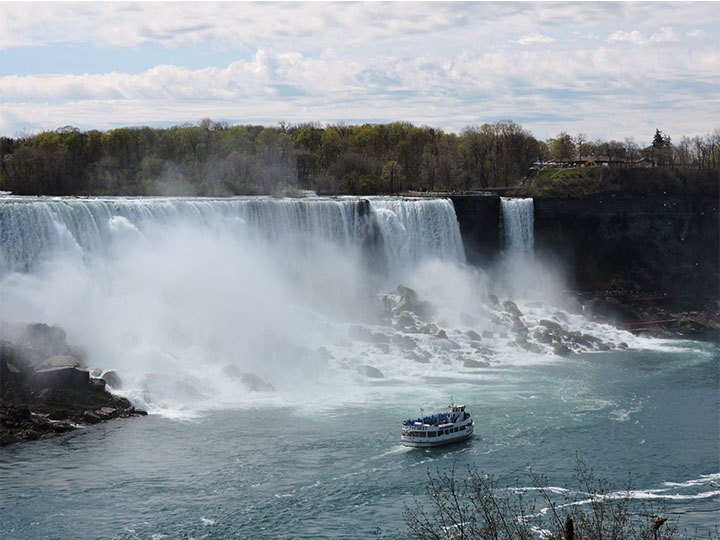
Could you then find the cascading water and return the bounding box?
[0,196,465,277]
[0,195,483,414]
[0,194,650,416]
[500,197,534,252]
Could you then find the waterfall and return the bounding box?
[500,197,534,252]
[0,195,465,278]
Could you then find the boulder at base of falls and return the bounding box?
[0,324,146,447]
[357,365,384,379]
[393,286,434,320]
[222,365,275,392]
[502,300,523,317]
[553,343,572,356]
[393,311,419,332]
[406,351,430,364]
[100,370,122,389]
[463,358,491,368]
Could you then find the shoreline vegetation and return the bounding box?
[0,120,718,198]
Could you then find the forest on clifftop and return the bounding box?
[1,120,717,196]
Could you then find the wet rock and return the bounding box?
[357,365,384,378]
[482,330,494,339]
[465,330,482,341]
[223,366,275,392]
[90,368,102,377]
[520,341,543,354]
[391,334,416,350]
[487,294,499,306]
[36,354,82,370]
[32,367,89,390]
[96,407,117,420]
[420,323,439,334]
[539,319,564,333]
[553,343,572,356]
[394,285,434,320]
[100,370,122,389]
[51,421,74,433]
[375,343,390,354]
[19,428,42,441]
[471,343,496,355]
[533,329,553,344]
[89,378,106,391]
[83,411,102,424]
[436,330,448,339]
[511,320,529,336]
[463,358,490,368]
[393,312,418,332]
[406,351,430,364]
[503,300,523,317]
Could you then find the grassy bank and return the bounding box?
[512,166,719,199]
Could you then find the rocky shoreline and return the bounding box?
[1,322,146,447]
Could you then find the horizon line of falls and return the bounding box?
[500,197,534,252]
[0,196,465,279]
[0,195,638,415]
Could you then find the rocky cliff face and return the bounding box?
[451,192,719,309]
[533,193,718,304]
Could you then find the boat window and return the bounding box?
[459,425,465,430]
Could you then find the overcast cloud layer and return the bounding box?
[0,1,718,143]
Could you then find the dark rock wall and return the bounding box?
[451,193,719,304]
[449,195,501,265]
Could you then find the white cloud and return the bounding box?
[0,2,718,140]
[607,30,646,45]
[515,33,555,45]
[650,27,680,43]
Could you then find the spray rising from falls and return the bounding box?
[0,195,646,415]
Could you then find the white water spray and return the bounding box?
[0,195,652,416]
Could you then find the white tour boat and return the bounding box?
[401,402,474,447]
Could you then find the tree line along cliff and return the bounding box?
[1,120,717,196]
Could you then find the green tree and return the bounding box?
[381,160,404,193]
[550,132,576,161]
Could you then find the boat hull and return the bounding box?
[401,431,473,448]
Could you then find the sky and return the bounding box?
[0,1,718,145]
